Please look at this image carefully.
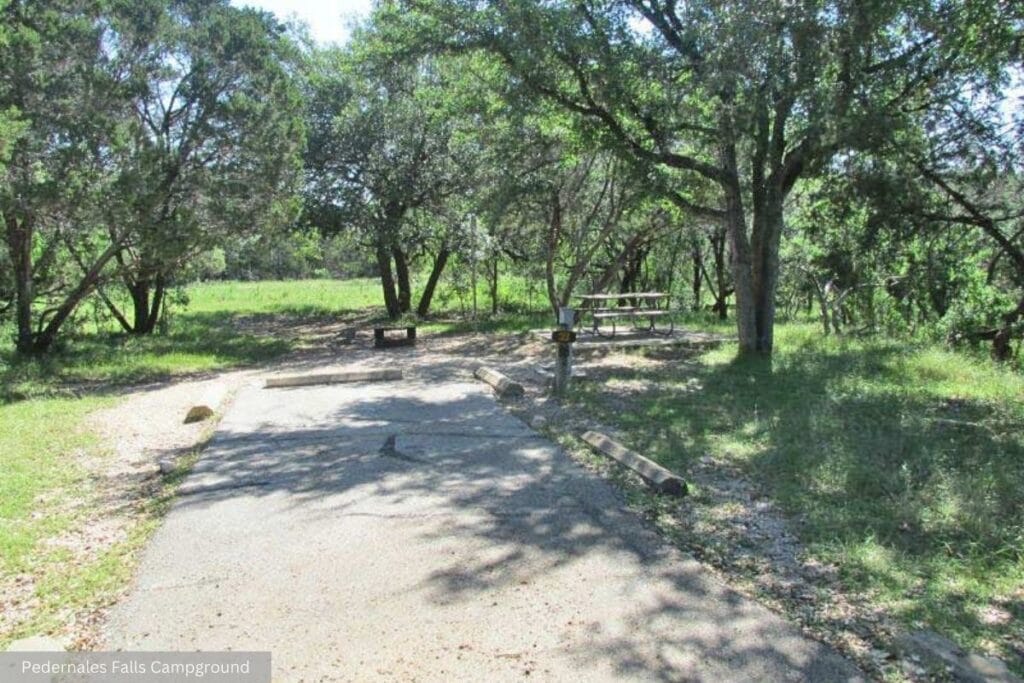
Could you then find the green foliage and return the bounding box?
[938,274,1018,347]
[0,0,306,349]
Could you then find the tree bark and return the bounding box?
[416,246,450,317]
[376,242,401,319]
[145,273,166,334]
[751,187,784,351]
[128,279,151,334]
[489,257,499,315]
[691,240,703,311]
[392,246,412,314]
[544,193,561,314]
[719,121,758,354]
[4,214,34,354]
[703,227,730,320]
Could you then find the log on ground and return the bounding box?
[580,431,687,496]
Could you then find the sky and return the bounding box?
[231,0,373,45]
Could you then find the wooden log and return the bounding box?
[580,431,687,496]
[265,369,402,389]
[474,366,524,398]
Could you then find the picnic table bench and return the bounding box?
[373,325,417,349]
[576,292,674,337]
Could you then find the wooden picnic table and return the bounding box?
[575,292,674,337]
[576,292,669,302]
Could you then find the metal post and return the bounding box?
[553,307,576,397]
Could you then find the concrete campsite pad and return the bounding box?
[104,375,862,681]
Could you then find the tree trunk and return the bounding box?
[489,257,499,315]
[96,285,134,333]
[710,228,730,320]
[128,279,151,334]
[376,243,401,319]
[144,273,166,334]
[720,138,758,354]
[4,214,34,354]
[691,240,703,311]
[416,246,450,317]
[32,243,120,353]
[992,295,1024,362]
[751,185,784,352]
[545,195,561,314]
[392,246,412,314]
[619,243,645,307]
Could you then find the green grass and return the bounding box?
[0,398,109,573]
[180,278,383,316]
[0,280,368,398]
[574,323,1024,667]
[0,408,206,647]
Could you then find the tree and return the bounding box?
[383,0,1019,354]
[1,0,132,353]
[101,0,304,334]
[303,42,478,320]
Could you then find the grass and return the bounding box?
[573,323,1024,669]
[180,278,383,316]
[0,419,207,648]
[0,398,109,573]
[0,279,382,399]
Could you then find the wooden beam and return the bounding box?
[580,431,687,496]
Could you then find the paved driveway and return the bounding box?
[105,375,861,681]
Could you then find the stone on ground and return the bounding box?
[183,405,214,424]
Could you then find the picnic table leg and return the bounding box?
[652,313,675,336]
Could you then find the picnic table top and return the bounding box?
[576,292,669,301]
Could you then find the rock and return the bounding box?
[6,635,65,652]
[530,415,547,430]
[184,405,214,424]
[897,630,1020,682]
[158,458,176,474]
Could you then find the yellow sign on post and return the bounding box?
[551,329,577,344]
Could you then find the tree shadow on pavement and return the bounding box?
[156,380,864,681]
